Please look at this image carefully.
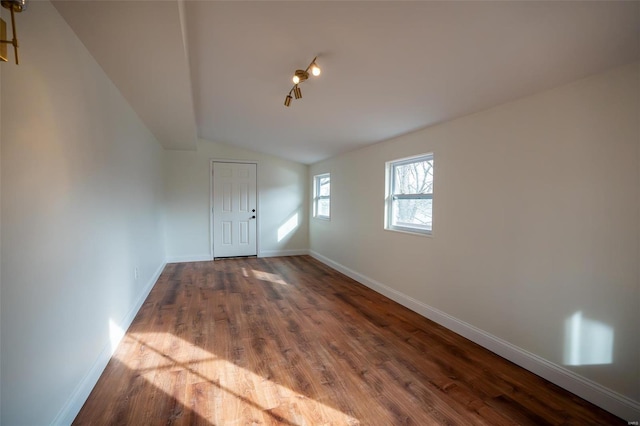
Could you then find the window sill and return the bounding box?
[384,227,432,238]
[314,216,331,221]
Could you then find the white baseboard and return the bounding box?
[166,254,212,263]
[309,250,640,422]
[166,250,310,263]
[51,261,166,426]
[259,249,310,258]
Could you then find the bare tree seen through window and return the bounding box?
[391,156,433,232]
[314,174,331,219]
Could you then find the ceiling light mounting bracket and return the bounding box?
[294,69,309,84]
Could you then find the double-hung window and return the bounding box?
[313,173,331,220]
[385,153,433,235]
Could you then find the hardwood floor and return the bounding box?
[74,256,623,425]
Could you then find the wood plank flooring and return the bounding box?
[73,256,623,425]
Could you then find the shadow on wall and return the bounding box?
[563,311,614,366]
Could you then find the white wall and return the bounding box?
[310,63,640,417]
[0,47,3,425]
[164,138,308,261]
[0,2,166,425]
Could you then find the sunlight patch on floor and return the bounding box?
[252,269,289,286]
[115,332,360,425]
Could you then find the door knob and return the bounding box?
[250,215,256,219]
[252,209,256,212]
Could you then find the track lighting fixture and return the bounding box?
[0,0,27,64]
[284,56,321,107]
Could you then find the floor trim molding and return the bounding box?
[51,261,166,426]
[166,250,311,262]
[259,249,310,258]
[309,250,640,421]
[166,254,212,263]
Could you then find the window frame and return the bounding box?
[385,153,434,236]
[312,173,331,220]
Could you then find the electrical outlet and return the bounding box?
[134,267,139,281]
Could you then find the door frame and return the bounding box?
[210,159,260,260]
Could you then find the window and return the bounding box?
[313,173,331,220]
[385,153,433,235]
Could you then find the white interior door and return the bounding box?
[212,162,257,258]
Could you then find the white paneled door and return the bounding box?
[212,162,257,258]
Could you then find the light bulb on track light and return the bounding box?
[283,56,321,107]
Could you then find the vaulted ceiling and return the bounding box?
[53,1,640,164]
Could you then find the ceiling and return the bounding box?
[53,1,640,164]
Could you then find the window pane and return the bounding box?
[317,198,330,217]
[393,159,433,195]
[392,198,432,230]
[313,173,330,219]
[318,177,330,196]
